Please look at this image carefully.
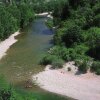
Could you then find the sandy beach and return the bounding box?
[32,64,100,100]
[0,31,20,60]
[35,12,49,16]
[35,12,53,19]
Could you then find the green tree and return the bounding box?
[62,26,83,47]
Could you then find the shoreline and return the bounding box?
[35,12,53,19]
[32,64,100,100]
[0,31,20,60]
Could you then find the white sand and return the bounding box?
[35,12,49,16]
[32,64,100,100]
[35,12,53,19]
[47,14,53,19]
[0,31,20,60]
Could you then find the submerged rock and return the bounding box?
[25,79,33,88]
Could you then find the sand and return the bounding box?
[32,64,100,100]
[35,12,49,16]
[35,12,53,19]
[0,31,20,60]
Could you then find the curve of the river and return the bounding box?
[0,18,69,100]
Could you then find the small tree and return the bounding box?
[62,25,83,47]
[52,59,64,69]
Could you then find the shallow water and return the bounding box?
[0,18,70,100]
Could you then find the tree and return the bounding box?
[62,25,83,47]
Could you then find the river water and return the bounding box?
[0,18,70,100]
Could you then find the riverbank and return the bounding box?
[35,12,53,19]
[32,63,100,100]
[0,31,20,60]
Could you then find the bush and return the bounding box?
[40,54,58,65]
[93,14,100,27]
[75,56,92,73]
[0,76,36,100]
[96,69,100,75]
[78,60,88,73]
[46,19,53,29]
[91,61,100,75]
[40,54,64,69]
[52,59,64,69]
[62,25,83,47]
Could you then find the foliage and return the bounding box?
[51,0,100,74]
[62,25,83,47]
[0,0,35,40]
[0,5,18,40]
[78,61,88,73]
[18,2,35,28]
[0,76,36,100]
[52,59,64,69]
[91,61,100,75]
[93,14,100,27]
[45,19,53,29]
[87,27,100,48]
[40,53,64,69]
[40,54,59,65]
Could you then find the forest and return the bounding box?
[0,0,100,100]
[41,0,100,74]
[0,0,52,40]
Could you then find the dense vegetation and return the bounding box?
[41,0,100,74]
[0,0,35,40]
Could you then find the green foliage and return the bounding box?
[52,59,64,69]
[93,14,100,27]
[0,76,36,100]
[75,55,93,73]
[18,2,35,28]
[93,3,100,15]
[52,0,70,25]
[45,19,53,29]
[78,61,88,73]
[91,61,100,75]
[62,25,83,47]
[0,5,18,39]
[51,0,100,74]
[0,1,35,40]
[40,53,64,69]
[87,27,100,48]
[40,54,58,65]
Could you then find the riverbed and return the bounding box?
[0,18,70,100]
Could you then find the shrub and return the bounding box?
[91,61,100,75]
[46,19,53,29]
[0,76,36,100]
[78,60,88,73]
[62,25,83,47]
[96,69,100,75]
[93,14,100,27]
[75,56,92,73]
[40,53,64,69]
[40,54,58,65]
[52,59,64,69]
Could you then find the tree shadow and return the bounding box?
[86,47,100,61]
[75,70,86,75]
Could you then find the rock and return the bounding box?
[25,79,33,88]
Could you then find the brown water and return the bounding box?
[0,18,72,100]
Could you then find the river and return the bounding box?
[0,18,69,100]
